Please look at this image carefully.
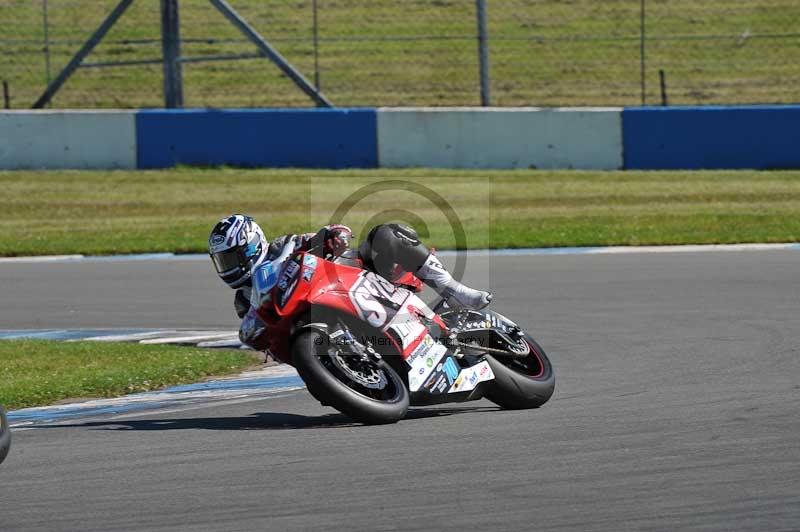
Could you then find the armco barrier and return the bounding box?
[0,110,136,170]
[623,106,800,170]
[135,109,378,169]
[377,107,623,170]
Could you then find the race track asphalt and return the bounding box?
[1,251,799,531]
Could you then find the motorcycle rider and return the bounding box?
[208,214,492,350]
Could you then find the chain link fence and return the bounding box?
[1,0,798,109]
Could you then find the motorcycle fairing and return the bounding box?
[414,353,459,393]
[273,253,312,316]
[413,353,496,396]
[276,255,437,359]
[345,270,438,358]
[339,269,483,394]
[447,360,495,393]
[347,271,409,329]
[406,337,448,392]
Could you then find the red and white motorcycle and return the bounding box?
[257,246,555,424]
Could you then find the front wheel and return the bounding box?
[484,335,555,409]
[291,329,409,425]
[0,405,10,464]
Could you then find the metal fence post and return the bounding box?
[476,0,491,106]
[32,0,135,108]
[312,0,320,90]
[640,0,646,105]
[161,0,184,108]
[209,0,332,107]
[43,0,52,88]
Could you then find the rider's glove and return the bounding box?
[324,224,352,258]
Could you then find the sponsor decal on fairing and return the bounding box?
[278,260,300,291]
[418,354,462,395]
[407,341,447,392]
[447,360,495,394]
[275,256,304,308]
[406,334,435,366]
[301,255,318,282]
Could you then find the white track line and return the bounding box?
[78,331,177,342]
[2,243,799,264]
[586,243,800,254]
[139,332,239,345]
[0,254,84,263]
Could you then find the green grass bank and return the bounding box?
[2,168,799,256]
[0,340,260,410]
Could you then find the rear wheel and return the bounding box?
[0,405,10,464]
[291,329,409,425]
[484,335,555,409]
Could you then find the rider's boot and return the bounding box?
[416,253,492,310]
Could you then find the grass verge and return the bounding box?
[2,168,800,255]
[0,340,260,410]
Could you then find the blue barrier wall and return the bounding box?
[136,108,378,169]
[623,106,800,170]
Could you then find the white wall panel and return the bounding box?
[377,107,623,170]
[0,111,136,169]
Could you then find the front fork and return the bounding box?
[329,322,383,362]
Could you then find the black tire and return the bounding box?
[484,335,555,409]
[0,405,10,465]
[291,330,409,425]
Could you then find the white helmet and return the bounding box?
[208,214,268,288]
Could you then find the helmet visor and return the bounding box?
[210,248,246,274]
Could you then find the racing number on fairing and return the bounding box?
[348,272,404,328]
[442,358,459,381]
[353,281,387,327]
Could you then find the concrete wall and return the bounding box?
[0,111,136,170]
[377,107,623,170]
